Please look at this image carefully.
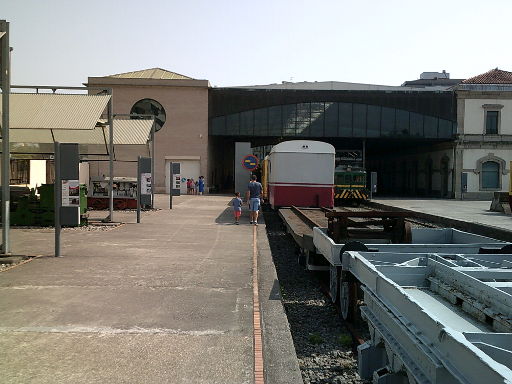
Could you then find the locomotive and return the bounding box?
[334,150,369,204]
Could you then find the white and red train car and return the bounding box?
[263,140,335,209]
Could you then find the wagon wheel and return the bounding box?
[337,241,368,319]
[114,199,127,210]
[297,248,307,267]
[340,273,359,322]
[329,265,339,303]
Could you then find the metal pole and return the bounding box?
[54,142,61,257]
[137,156,141,223]
[151,122,155,209]
[169,162,173,209]
[362,139,366,170]
[107,90,114,222]
[1,21,11,255]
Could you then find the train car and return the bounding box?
[264,140,335,209]
[334,169,368,203]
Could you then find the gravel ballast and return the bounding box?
[264,210,364,384]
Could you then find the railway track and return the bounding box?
[285,206,441,350]
[281,205,512,383]
[264,210,363,383]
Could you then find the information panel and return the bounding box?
[140,173,152,195]
[58,143,80,226]
[62,180,80,207]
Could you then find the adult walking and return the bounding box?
[198,176,205,195]
[246,174,263,225]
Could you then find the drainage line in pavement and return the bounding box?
[253,225,265,384]
[0,255,42,273]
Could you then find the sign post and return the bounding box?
[169,162,181,209]
[54,142,80,257]
[169,163,173,209]
[137,157,152,223]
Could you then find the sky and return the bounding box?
[3,0,512,88]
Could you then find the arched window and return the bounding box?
[130,99,166,132]
[481,161,499,189]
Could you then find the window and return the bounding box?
[481,161,499,189]
[130,99,166,132]
[485,111,499,134]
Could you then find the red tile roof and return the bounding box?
[462,68,512,84]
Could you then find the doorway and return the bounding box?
[165,159,200,194]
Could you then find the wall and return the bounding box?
[87,78,209,193]
[79,163,90,186]
[463,98,512,134]
[461,149,510,199]
[455,93,512,199]
[235,142,252,196]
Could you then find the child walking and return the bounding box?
[231,192,243,225]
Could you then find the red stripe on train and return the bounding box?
[269,185,333,208]
[269,182,333,186]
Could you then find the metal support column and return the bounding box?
[54,142,61,257]
[1,20,11,255]
[107,90,114,222]
[362,139,366,170]
[137,156,141,223]
[151,122,155,209]
[169,162,173,209]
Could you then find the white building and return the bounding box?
[454,68,512,199]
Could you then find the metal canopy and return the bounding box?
[3,117,153,147]
[106,118,154,145]
[0,93,111,130]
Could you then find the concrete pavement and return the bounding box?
[0,194,302,384]
[373,197,512,231]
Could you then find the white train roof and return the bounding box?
[270,140,335,154]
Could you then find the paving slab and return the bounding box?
[0,194,301,383]
[1,333,252,384]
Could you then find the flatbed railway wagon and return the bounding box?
[263,140,335,209]
[310,218,512,384]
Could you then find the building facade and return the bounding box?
[86,68,210,194]
[454,69,512,199]
[77,67,512,200]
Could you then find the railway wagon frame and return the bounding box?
[279,206,512,383]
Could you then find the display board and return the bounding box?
[137,157,152,207]
[171,162,181,196]
[58,143,80,225]
[62,180,80,206]
[140,172,152,195]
